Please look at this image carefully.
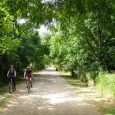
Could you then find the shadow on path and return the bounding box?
[0,68,102,115]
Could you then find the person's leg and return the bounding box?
[26,77,29,88]
[26,77,28,87]
[30,78,32,87]
[14,77,16,90]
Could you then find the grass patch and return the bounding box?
[0,95,12,108]
[0,86,8,95]
[66,78,77,86]
[60,71,87,90]
[100,105,115,115]
[90,100,115,115]
[0,86,12,108]
[60,71,77,86]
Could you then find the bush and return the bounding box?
[86,71,98,86]
[96,72,115,99]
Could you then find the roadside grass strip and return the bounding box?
[0,95,12,108]
[0,86,13,109]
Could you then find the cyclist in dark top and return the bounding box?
[24,66,33,87]
[7,65,16,90]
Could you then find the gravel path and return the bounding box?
[0,68,102,115]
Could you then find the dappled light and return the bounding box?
[37,106,54,111]
[0,0,115,114]
[1,68,103,115]
[37,67,59,76]
[42,93,86,105]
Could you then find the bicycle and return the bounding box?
[26,79,31,93]
[9,78,15,93]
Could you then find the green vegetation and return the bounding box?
[49,0,115,75]
[0,86,8,95]
[0,95,12,108]
[93,100,115,115]
[100,105,115,115]
[96,72,115,99]
[0,86,12,108]
[0,0,50,83]
[47,0,115,99]
[0,0,115,103]
[61,72,88,90]
[61,72,77,86]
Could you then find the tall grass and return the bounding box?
[96,72,115,99]
[86,72,97,86]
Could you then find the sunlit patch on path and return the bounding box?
[0,68,102,115]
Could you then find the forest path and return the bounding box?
[0,68,102,115]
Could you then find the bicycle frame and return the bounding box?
[9,78,15,93]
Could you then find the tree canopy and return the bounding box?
[0,0,115,83]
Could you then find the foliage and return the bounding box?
[96,72,115,99]
[49,0,115,83]
[0,0,50,83]
[0,0,115,86]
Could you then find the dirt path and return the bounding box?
[0,68,102,115]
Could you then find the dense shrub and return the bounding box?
[96,72,115,99]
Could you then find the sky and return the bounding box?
[37,25,49,36]
[17,19,48,36]
[42,0,55,3]
[17,19,28,24]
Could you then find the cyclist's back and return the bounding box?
[7,65,16,90]
[24,67,33,87]
[26,69,32,78]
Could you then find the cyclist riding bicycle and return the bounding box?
[24,67,33,88]
[7,65,16,91]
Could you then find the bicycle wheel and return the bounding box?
[9,82,13,93]
[12,83,15,92]
[27,81,31,93]
[9,78,15,93]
